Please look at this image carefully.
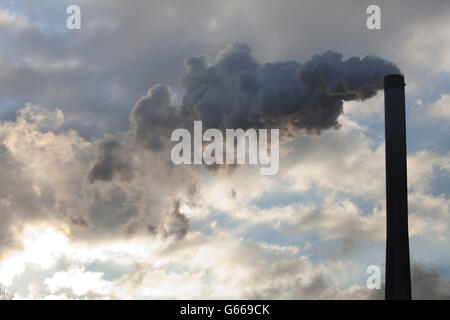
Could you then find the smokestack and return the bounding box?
[384,74,412,300]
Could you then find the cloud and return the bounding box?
[283,117,386,200]
[411,262,450,299]
[162,201,190,239]
[88,138,134,183]
[130,84,186,151]
[409,192,449,242]
[401,12,450,73]
[3,224,450,299]
[18,104,64,132]
[0,105,197,257]
[343,93,384,120]
[318,262,450,300]
[0,0,447,139]
[190,118,448,253]
[0,144,48,259]
[0,0,449,300]
[45,266,112,297]
[414,94,450,121]
[0,9,30,30]
[286,199,385,254]
[408,150,450,193]
[182,43,399,135]
[88,43,398,182]
[131,43,399,152]
[0,225,362,299]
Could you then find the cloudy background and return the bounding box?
[0,0,449,299]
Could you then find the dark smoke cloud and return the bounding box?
[181,42,400,135]
[91,42,400,182]
[129,42,400,152]
[88,138,134,183]
[130,84,188,151]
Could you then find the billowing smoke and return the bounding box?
[88,138,134,183]
[85,39,401,241]
[130,84,188,151]
[89,42,400,183]
[128,42,400,152]
[88,42,400,184]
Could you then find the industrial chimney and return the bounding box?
[384,74,412,300]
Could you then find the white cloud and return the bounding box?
[408,150,450,193]
[413,94,450,121]
[283,119,386,201]
[344,94,384,120]
[402,13,450,73]
[409,192,450,242]
[0,224,365,299]
[0,9,30,30]
[45,266,112,297]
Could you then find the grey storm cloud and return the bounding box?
[411,262,450,300]
[129,84,187,151]
[129,42,400,152]
[88,138,134,183]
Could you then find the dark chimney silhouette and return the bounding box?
[384,74,412,300]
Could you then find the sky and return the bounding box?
[0,0,449,299]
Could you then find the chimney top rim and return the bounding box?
[384,74,405,89]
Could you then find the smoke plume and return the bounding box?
[89,42,401,182]
[130,42,400,150]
